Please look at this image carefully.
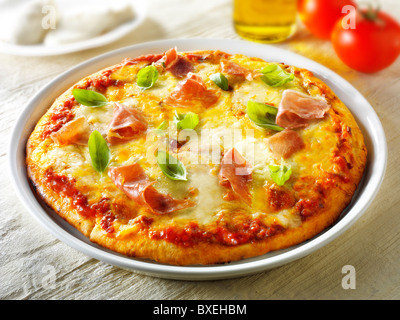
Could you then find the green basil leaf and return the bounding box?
[209,73,229,90]
[156,120,168,130]
[246,100,284,131]
[156,150,187,181]
[136,65,158,90]
[173,111,199,130]
[72,89,108,107]
[260,64,294,87]
[88,130,110,173]
[269,164,292,186]
[153,120,168,136]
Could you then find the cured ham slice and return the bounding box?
[50,116,90,146]
[276,90,331,129]
[220,59,254,81]
[107,103,148,143]
[268,129,305,159]
[219,148,253,206]
[123,53,164,66]
[156,48,194,78]
[109,163,195,215]
[169,56,194,78]
[166,72,220,109]
[156,47,178,69]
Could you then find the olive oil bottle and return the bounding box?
[233,0,297,43]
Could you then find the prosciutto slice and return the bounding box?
[50,116,90,146]
[276,90,331,129]
[219,148,253,206]
[107,103,148,143]
[169,56,194,78]
[155,47,178,69]
[220,59,254,81]
[156,47,194,78]
[166,72,220,109]
[268,129,305,159]
[109,163,195,215]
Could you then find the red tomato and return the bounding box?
[298,0,357,40]
[331,9,400,73]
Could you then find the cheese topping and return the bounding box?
[31,51,341,231]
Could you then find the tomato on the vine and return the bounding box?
[298,0,357,40]
[331,9,400,73]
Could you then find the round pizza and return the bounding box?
[26,48,367,265]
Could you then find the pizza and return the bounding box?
[26,48,367,265]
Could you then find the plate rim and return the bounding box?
[8,38,387,280]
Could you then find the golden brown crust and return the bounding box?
[297,67,367,194]
[25,50,367,266]
[26,160,96,236]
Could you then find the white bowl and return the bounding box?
[8,38,387,280]
[0,0,147,56]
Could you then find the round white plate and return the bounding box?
[0,0,147,56]
[8,38,387,280]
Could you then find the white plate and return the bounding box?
[8,38,387,280]
[0,0,147,56]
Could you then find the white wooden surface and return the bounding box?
[1,0,399,300]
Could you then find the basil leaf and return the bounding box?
[136,65,158,90]
[174,111,199,130]
[88,130,110,173]
[209,73,229,90]
[72,89,108,107]
[153,120,168,136]
[260,64,294,87]
[269,164,292,186]
[156,120,168,130]
[246,100,284,131]
[156,150,187,181]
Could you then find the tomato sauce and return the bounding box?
[85,69,117,93]
[265,185,296,211]
[295,198,323,218]
[41,97,75,139]
[44,171,110,222]
[149,219,285,247]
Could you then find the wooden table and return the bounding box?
[1,0,399,300]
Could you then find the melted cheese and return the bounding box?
[73,103,114,134]
[33,52,342,231]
